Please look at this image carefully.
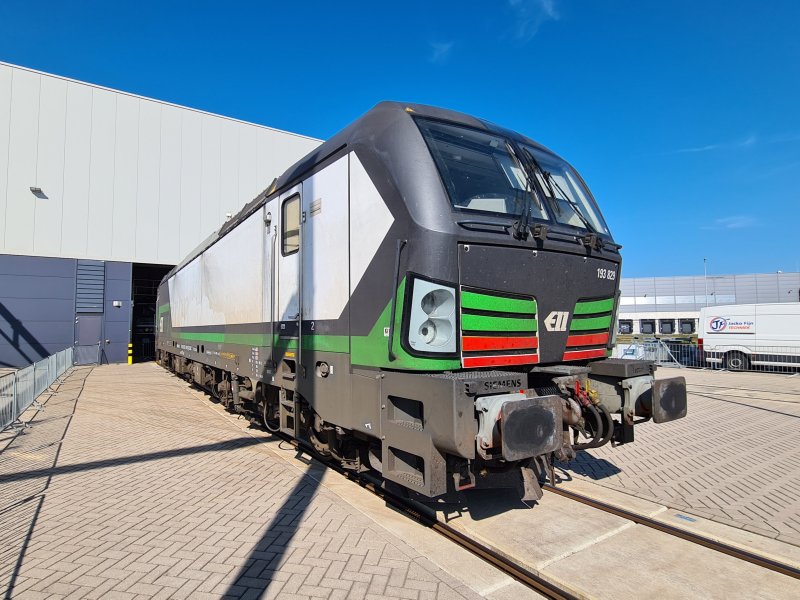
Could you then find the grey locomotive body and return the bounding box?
[156,102,686,500]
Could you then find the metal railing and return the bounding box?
[0,346,74,433]
[614,340,800,374]
[701,344,800,374]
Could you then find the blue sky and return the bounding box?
[1,0,798,277]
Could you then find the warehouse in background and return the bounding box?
[0,61,320,367]
[618,272,800,337]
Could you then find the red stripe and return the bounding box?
[462,336,539,352]
[463,354,539,368]
[566,333,609,347]
[563,348,607,361]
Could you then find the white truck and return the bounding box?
[699,303,800,370]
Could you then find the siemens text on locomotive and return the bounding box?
[156,102,687,501]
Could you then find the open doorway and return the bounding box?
[131,263,173,362]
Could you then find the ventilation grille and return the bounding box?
[76,260,105,313]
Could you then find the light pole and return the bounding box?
[703,258,708,307]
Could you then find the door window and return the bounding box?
[282,195,300,256]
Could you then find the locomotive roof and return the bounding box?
[164,101,555,280]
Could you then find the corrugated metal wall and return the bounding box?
[620,272,800,313]
[0,61,321,265]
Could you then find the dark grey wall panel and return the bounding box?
[0,254,77,367]
[0,255,75,277]
[0,275,75,299]
[0,298,76,321]
[102,262,132,363]
[0,321,74,344]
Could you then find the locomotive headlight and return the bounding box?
[407,278,457,354]
[421,288,455,318]
[418,318,453,347]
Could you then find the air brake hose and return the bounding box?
[572,404,603,450]
[594,403,616,448]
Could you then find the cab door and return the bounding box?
[275,185,302,379]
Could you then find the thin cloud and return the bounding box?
[701,216,757,230]
[429,41,454,64]
[675,134,757,154]
[508,0,560,43]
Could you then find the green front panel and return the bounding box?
[461,313,537,332]
[461,290,536,315]
[574,298,615,315]
[569,315,613,331]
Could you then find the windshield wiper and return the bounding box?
[520,148,601,246]
[504,141,542,240]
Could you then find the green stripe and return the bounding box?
[158,303,170,315]
[574,298,614,315]
[350,277,461,370]
[461,291,536,315]
[178,332,267,345]
[177,332,349,353]
[462,314,537,332]
[569,315,613,331]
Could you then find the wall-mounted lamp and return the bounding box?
[30,186,48,199]
[112,300,123,308]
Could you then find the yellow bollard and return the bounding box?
[128,343,133,365]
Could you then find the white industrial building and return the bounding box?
[0,61,320,366]
[617,272,800,336]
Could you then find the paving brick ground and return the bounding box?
[560,368,800,545]
[0,364,483,599]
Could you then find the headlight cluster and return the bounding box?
[407,279,457,354]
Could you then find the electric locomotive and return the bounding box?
[156,102,687,501]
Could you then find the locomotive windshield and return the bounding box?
[521,145,609,234]
[416,118,609,235]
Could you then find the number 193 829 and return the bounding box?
[597,268,616,281]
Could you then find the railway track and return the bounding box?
[272,432,800,599]
[276,434,580,600]
[195,381,799,599]
[543,485,800,581]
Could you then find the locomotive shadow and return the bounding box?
[555,451,622,481]
[221,465,322,597]
[420,487,537,522]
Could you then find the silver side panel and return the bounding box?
[302,156,349,321]
[168,208,266,327]
[349,153,394,295]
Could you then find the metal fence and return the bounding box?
[0,346,74,433]
[613,340,800,374]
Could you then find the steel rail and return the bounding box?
[543,484,800,580]
[277,435,579,600]
[192,377,797,594]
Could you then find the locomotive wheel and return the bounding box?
[725,351,750,371]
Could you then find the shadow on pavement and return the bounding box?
[221,461,322,597]
[0,368,91,598]
[0,436,266,485]
[556,451,623,481]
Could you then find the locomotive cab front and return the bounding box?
[376,108,688,499]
